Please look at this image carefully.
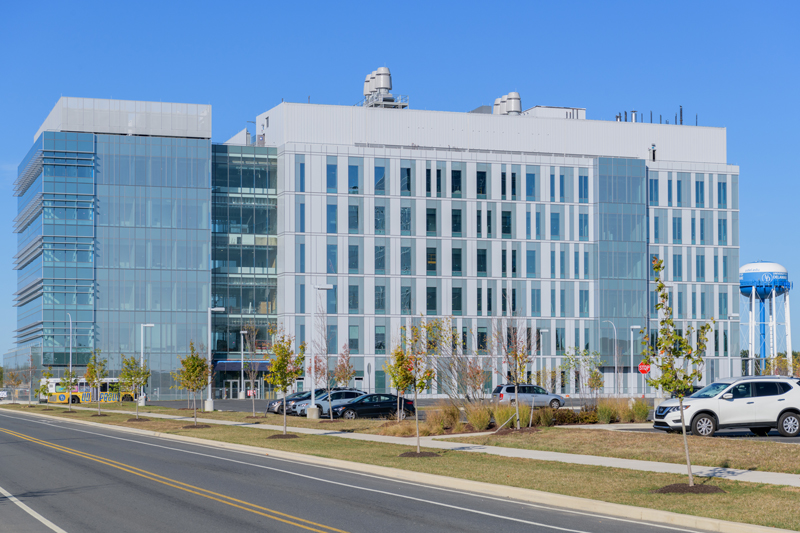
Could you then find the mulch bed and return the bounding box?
[181,425,212,429]
[268,434,299,439]
[245,416,266,419]
[90,414,109,417]
[126,418,151,422]
[650,484,727,494]
[178,408,195,411]
[399,451,440,458]
[318,419,341,424]
[493,426,540,437]
[41,408,53,411]
[60,410,79,413]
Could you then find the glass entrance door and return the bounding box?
[224,380,239,399]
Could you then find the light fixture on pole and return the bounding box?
[140,323,154,402]
[629,325,642,396]
[205,307,225,412]
[603,320,618,396]
[240,330,247,399]
[308,284,333,419]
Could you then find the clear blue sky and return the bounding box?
[1,1,798,357]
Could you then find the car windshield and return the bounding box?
[689,382,730,399]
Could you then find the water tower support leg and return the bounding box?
[786,291,793,374]
[770,289,778,363]
[749,287,756,376]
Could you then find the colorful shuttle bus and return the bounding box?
[40,378,137,404]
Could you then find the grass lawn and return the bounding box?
[2,404,799,531]
[445,426,800,475]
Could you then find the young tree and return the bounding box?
[265,330,305,434]
[306,351,329,412]
[59,368,79,411]
[397,319,437,454]
[328,343,356,420]
[23,353,36,406]
[243,322,263,417]
[641,258,714,487]
[384,344,413,422]
[173,342,211,426]
[85,350,108,415]
[494,314,531,429]
[120,354,151,420]
[562,347,603,409]
[5,370,23,404]
[36,366,54,404]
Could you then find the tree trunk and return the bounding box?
[679,397,694,486]
[251,388,256,418]
[414,387,420,454]
[136,390,140,419]
[514,383,521,429]
[98,386,101,416]
[397,392,401,422]
[193,391,197,426]
[282,394,287,435]
[528,396,535,427]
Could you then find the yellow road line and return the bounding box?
[0,427,348,533]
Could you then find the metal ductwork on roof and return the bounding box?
[492,92,522,115]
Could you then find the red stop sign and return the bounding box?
[638,362,651,374]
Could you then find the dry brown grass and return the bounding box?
[2,404,799,530]
[449,426,800,474]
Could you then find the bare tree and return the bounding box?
[243,322,262,417]
[493,310,531,430]
[430,317,485,405]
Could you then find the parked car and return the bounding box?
[332,393,415,420]
[295,389,366,416]
[492,384,564,409]
[653,376,800,437]
[0,390,8,399]
[266,390,322,415]
[669,385,704,398]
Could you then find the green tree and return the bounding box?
[120,354,151,420]
[85,350,108,415]
[384,344,413,422]
[641,258,714,487]
[333,343,357,420]
[172,342,211,426]
[396,319,437,454]
[265,330,305,435]
[36,366,54,404]
[59,368,79,412]
[6,370,23,404]
[562,347,603,409]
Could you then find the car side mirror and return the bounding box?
[722,393,733,400]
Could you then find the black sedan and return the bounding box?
[332,393,415,420]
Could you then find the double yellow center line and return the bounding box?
[0,427,347,533]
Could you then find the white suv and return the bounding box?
[653,376,800,437]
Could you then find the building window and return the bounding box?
[696,255,705,282]
[327,286,337,314]
[551,250,556,278]
[401,286,412,315]
[511,172,517,200]
[723,255,729,282]
[526,170,537,201]
[649,177,659,206]
[511,250,517,278]
[584,251,589,278]
[580,289,589,317]
[560,288,566,316]
[400,207,411,235]
[502,211,512,238]
[452,209,462,236]
[477,249,487,277]
[298,243,305,273]
[502,288,508,314]
[579,213,588,241]
[501,171,506,199]
[427,247,437,275]
[326,161,336,193]
[550,212,560,240]
[695,179,704,207]
[578,170,588,203]
[719,292,728,319]
[436,168,442,197]
[718,219,728,245]
[676,177,683,207]
[560,250,566,279]
[401,246,411,275]
[654,216,660,243]
[673,254,683,281]
[477,171,487,198]
[375,206,385,234]
[556,327,565,355]
[299,284,305,313]
[550,170,556,202]
[400,167,411,196]
[452,169,462,197]
[700,218,705,244]
[375,326,386,354]
[297,160,306,192]
[375,286,386,314]
[426,168,431,197]
[502,252,507,277]
[349,325,359,353]
[452,287,462,316]
[526,250,536,278]
[714,255,719,282]
[426,208,437,235]
[327,205,337,233]
[348,205,359,233]
[526,212,531,239]
[718,181,727,208]
[348,165,359,194]
[477,209,482,237]
[668,177,673,206]
[559,171,565,202]
[348,285,359,313]
[487,288,493,314]
[477,287,482,314]
[672,216,682,244]
[427,287,437,314]
[375,163,385,195]
[452,248,462,276]
[535,212,541,239]
[327,245,337,274]
[348,245,359,273]
[477,327,488,353]
[487,210,492,237]
[531,288,541,316]
[299,203,305,232]
[375,246,385,274]
[574,251,579,278]
[327,325,337,354]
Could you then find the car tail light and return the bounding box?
[500,393,504,400]
[405,400,413,406]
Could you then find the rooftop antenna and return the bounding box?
[660,114,662,124]
[696,114,698,126]
[680,105,683,125]
[650,111,653,123]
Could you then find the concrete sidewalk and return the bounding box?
[51,405,800,488]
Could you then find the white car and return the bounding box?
[653,376,800,437]
[294,389,366,416]
[0,390,7,399]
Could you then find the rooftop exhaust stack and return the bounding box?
[506,92,521,115]
[359,67,408,109]
[493,98,501,115]
[499,95,508,115]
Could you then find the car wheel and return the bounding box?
[549,399,560,410]
[691,414,716,437]
[342,409,357,420]
[391,409,408,421]
[750,428,770,437]
[778,412,800,437]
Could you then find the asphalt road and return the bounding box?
[0,410,704,533]
[631,426,800,443]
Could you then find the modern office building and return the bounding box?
[6,72,741,399]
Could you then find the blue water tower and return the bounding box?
[739,261,792,374]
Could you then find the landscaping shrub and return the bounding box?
[378,421,417,437]
[438,401,462,428]
[492,404,518,430]
[536,407,555,427]
[422,409,447,435]
[597,399,626,424]
[517,404,532,427]
[578,409,598,424]
[631,399,649,422]
[464,402,492,431]
[554,408,578,425]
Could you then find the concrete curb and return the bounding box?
[4,408,793,533]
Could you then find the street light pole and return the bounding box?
[630,325,642,396]
[205,307,225,412]
[240,330,247,399]
[140,323,154,402]
[67,313,73,379]
[603,320,618,396]
[309,284,333,419]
